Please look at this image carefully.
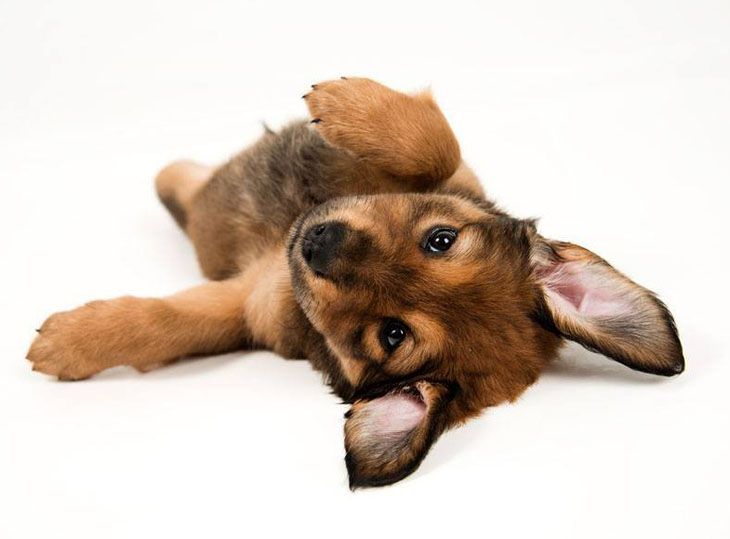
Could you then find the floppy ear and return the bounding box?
[344,381,452,489]
[531,237,684,376]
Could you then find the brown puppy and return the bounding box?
[26,78,684,488]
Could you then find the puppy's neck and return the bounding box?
[240,246,298,353]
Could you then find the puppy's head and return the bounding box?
[288,193,683,488]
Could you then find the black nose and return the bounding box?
[301,222,346,276]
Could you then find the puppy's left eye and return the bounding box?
[379,319,409,353]
[425,228,457,253]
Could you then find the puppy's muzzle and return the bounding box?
[301,221,346,277]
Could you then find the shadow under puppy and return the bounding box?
[27,77,684,488]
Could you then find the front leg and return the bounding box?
[27,279,251,380]
[304,77,461,182]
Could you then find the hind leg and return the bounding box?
[155,160,214,232]
[156,160,242,280]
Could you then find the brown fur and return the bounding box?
[26,77,684,488]
[305,78,461,181]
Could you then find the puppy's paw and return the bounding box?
[303,77,401,150]
[27,300,132,380]
[304,77,388,122]
[303,77,459,180]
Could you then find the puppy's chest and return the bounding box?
[242,247,307,357]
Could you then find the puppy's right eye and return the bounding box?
[424,228,457,253]
[379,320,408,353]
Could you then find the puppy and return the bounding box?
[26,78,684,488]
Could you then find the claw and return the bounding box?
[311,118,322,124]
[340,76,348,80]
[35,328,41,333]
[302,94,308,99]
[311,84,317,89]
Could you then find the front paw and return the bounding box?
[303,77,391,149]
[303,77,459,180]
[27,301,122,380]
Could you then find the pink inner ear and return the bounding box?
[365,393,427,437]
[545,261,631,319]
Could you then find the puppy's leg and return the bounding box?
[155,160,214,232]
[27,278,251,380]
[156,160,245,280]
[304,77,461,182]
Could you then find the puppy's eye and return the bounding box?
[425,228,457,253]
[379,320,408,353]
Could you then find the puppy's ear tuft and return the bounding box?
[531,237,684,376]
[344,381,452,489]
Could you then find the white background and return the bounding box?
[1,1,728,538]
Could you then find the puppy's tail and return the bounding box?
[154,160,213,232]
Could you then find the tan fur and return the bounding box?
[305,78,461,181]
[28,279,251,379]
[240,246,292,349]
